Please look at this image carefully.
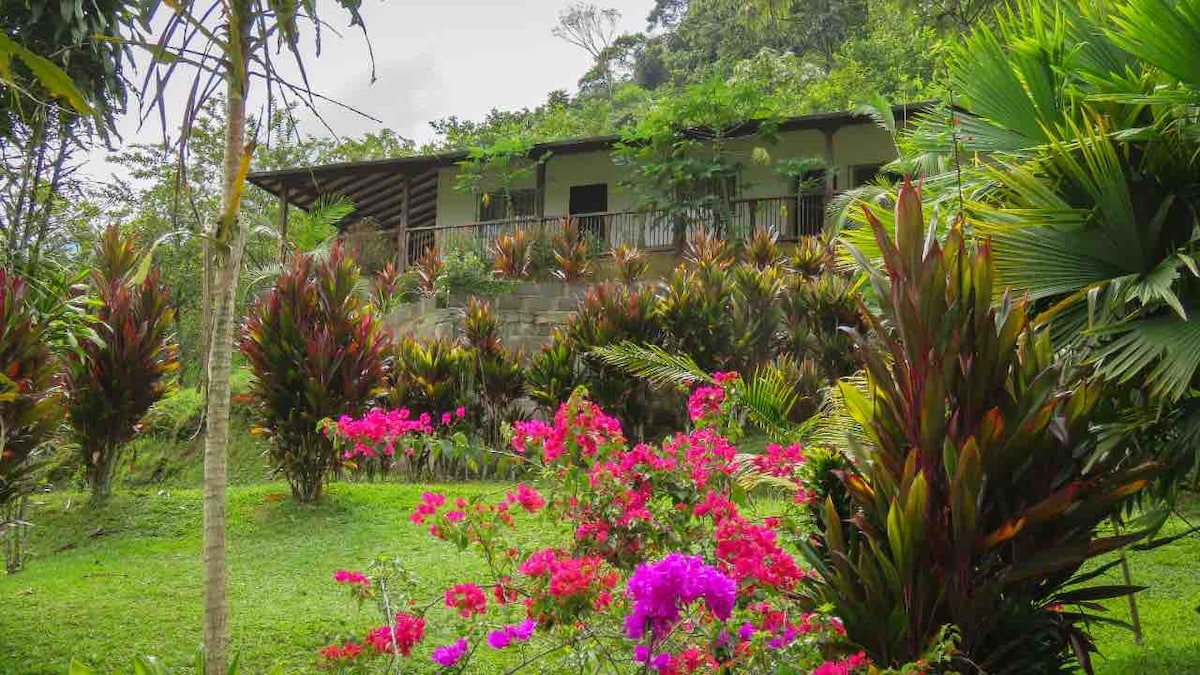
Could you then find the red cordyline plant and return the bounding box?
[64,226,179,500]
[553,218,590,282]
[415,246,443,297]
[240,243,388,502]
[805,179,1160,673]
[0,269,60,512]
[318,389,955,674]
[492,229,532,279]
[611,243,649,284]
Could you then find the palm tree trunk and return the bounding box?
[203,3,250,673]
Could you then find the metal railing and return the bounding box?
[396,195,826,263]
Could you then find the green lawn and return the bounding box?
[0,482,1197,674]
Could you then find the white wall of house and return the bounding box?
[543,150,637,215]
[432,122,897,229]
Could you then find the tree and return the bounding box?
[124,2,373,671]
[0,0,133,273]
[553,3,623,96]
[64,225,178,500]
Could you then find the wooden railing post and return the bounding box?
[397,175,410,271]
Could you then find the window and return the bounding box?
[477,188,537,222]
[851,164,902,188]
[852,164,883,187]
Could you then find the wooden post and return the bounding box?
[277,186,289,265]
[823,128,836,201]
[822,128,836,235]
[398,175,410,271]
[535,157,547,217]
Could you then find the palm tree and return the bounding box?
[124,3,373,672]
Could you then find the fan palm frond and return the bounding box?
[1093,314,1200,402]
[1109,0,1200,93]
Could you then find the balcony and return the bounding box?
[390,195,825,264]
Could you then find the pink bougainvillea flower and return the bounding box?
[332,569,371,586]
[487,619,537,650]
[687,384,726,422]
[624,553,736,641]
[431,638,469,667]
[444,583,487,618]
[366,613,425,656]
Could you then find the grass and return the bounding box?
[1,481,1197,674]
[0,482,515,674]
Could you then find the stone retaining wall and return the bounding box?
[385,282,593,353]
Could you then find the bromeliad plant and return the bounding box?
[64,225,179,501]
[807,180,1160,673]
[240,243,388,502]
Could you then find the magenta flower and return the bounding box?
[431,638,469,667]
[624,553,737,641]
[486,619,537,650]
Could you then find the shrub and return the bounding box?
[656,262,735,372]
[743,226,781,269]
[807,180,1158,672]
[491,229,531,279]
[788,235,826,277]
[779,268,862,382]
[64,226,178,500]
[610,243,648,284]
[370,262,413,313]
[552,218,590,282]
[319,391,956,673]
[461,298,524,447]
[240,243,388,502]
[385,336,471,417]
[525,329,577,410]
[414,246,442,297]
[0,269,60,512]
[730,262,786,369]
[436,249,514,300]
[561,285,670,437]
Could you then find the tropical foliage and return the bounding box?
[64,226,178,500]
[239,244,388,502]
[809,180,1159,672]
[0,269,59,510]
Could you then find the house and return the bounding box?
[247,103,927,268]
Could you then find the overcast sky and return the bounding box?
[85,0,654,180]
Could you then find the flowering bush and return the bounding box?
[319,387,954,673]
[240,243,387,502]
[322,405,469,481]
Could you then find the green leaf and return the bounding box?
[0,33,94,115]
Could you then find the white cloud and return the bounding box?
[82,0,652,181]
